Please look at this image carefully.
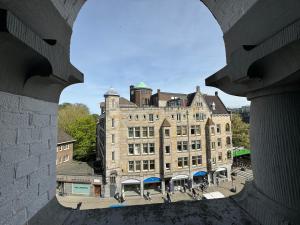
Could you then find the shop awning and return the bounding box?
[172,174,189,180]
[216,167,227,172]
[193,171,207,177]
[122,179,140,184]
[233,148,251,157]
[144,177,161,183]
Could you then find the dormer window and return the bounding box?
[211,102,216,110]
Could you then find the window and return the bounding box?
[142,127,148,137]
[110,176,116,184]
[128,144,134,155]
[165,163,170,170]
[192,140,201,150]
[165,146,170,154]
[183,157,188,167]
[135,115,139,120]
[177,126,182,136]
[191,125,195,135]
[178,158,183,168]
[211,127,215,135]
[112,151,115,161]
[227,150,232,159]
[183,114,186,119]
[149,114,154,122]
[143,143,148,154]
[134,144,141,155]
[195,125,201,135]
[197,155,202,165]
[143,115,146,120]
[171,114,175,119]
[177,141,182,152]
[164,129,170,137]
[217,138,222,148]
[143,160,149,171]
[182,141,188,151]
[149,160,155,170]
[62,145,67,150]
[58,146,62,151]
[156,115,159,120]
[135,161,141,171]
[135,127,140,138]
[218,152,222,161]
[129,161,134,172]
[129,115,132,120]
[182,126,187,135]
[216,124,221,134]
[128,127,134,138]
[226,123,230,132]
[177,113,181,121]
[149,143,155,154]
[112,118,115,128]
[212,157,216,165]
[112,134,115,144]
[149,127,154,137]
[192,156,197,166]
[211,142,216,149]
[226,137,231,146]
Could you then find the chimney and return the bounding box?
[215,91,218,96]
[130,85,134,90]
[196,86,200,92]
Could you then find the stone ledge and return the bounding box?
[29,196,259,225]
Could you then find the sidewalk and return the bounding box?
[57,176,246,210]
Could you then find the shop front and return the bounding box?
[193,171,208,187]
[171,175,189,192]
[122,179,141,196]
[71,183,91,196]
[215,167,228,183]
[143,177,161,195]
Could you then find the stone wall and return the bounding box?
[0,91,57,225]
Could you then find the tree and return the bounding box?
[231,113,250,149]
[58,103,97,161]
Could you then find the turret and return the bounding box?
[130,82,152,107]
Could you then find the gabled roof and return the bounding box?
[186,92,196,106]
[57,130,75,144]
[119,97,137,108]
[161,119,171,127]
[206,118,215,126]
[203,95,229,114]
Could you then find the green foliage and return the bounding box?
[58,103,97,161]
[231,113,250,149]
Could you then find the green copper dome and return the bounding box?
[134,82,150,89]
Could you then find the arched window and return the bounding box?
[227,150,232,159]
[225,123,230,132]
[226,137,231,146]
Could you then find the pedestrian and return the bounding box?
[166,192,171,203]
[147,191,151,201]
[120,193,125,203]
[216,178,219,187]
[192,188,196,199]
[183,185,186,193]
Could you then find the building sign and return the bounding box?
[93,179,101,183]
[72,183,91,195]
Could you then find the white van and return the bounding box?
[202,191,225,200]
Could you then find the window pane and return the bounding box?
[196,125,201,135]
[149,114,154,121]
[134,144,141,155]
[128,144,134,155]
[143,160,148,170]
[177,126,181,135]
[183,157,188,166]
[177,142,182,151]
[149,127,154,137]
[182,126,187,135]
[142,127,148,137]
[143,143,148,154]
[164,129,170,137]
[197,155,202,164]
[129,161,134,172]
[178,158,183,167]
[165,146,170,154]
[136,161,141,171]
[150,160,155,170]
[128,127,134,138]
[182,141,188,151]
[149,143,155,154]
[135,127,140,137]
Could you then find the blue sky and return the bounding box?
[60,0,249,114]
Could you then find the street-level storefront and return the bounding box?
[193,171,208,186]
[216,167,228,182]
[122,179,141,196]
[171,175,189,192]
[143,177,161,195]
[72,183,91,195]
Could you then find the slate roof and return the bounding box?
[57,130,75,144]
[119,97,137,108]
[56,161,94,176]
[203,95,229,114]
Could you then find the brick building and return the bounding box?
[97,83,233,198]
[56,130,75,165]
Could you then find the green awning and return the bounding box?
[233,148,251,157]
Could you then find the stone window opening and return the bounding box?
[225,123,230,132]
